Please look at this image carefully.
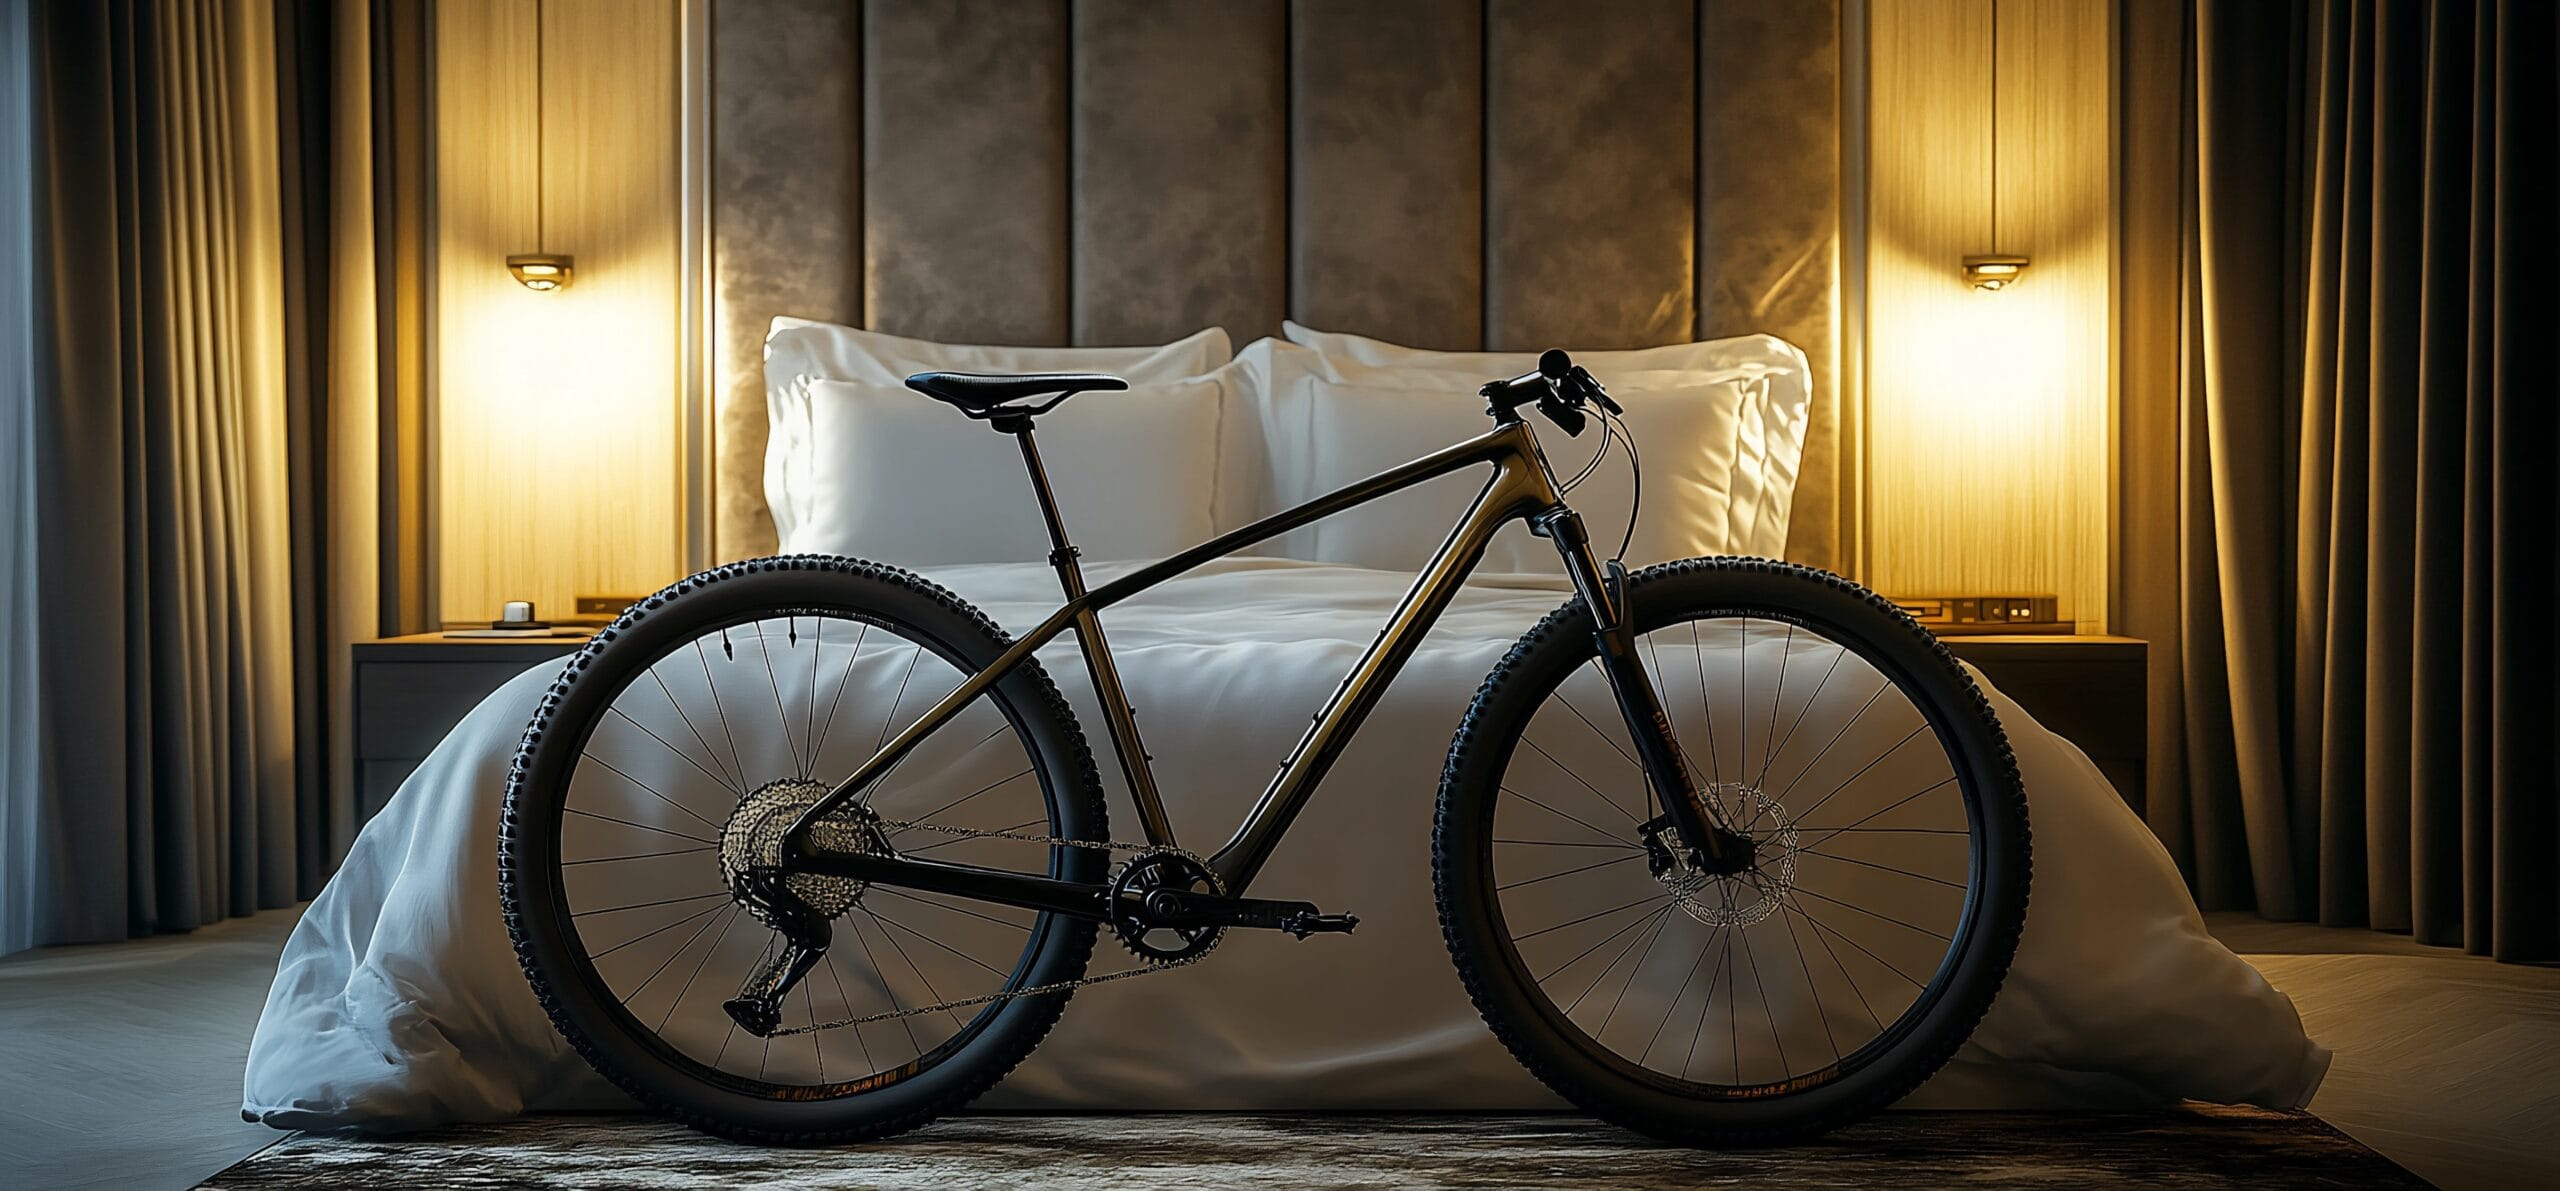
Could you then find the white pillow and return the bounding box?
[781,378,1223,567]
[1295,377,1763,574]
[1226,334,1810,561]
[764,319,1233,552]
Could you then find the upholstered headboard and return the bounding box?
[710,0,1844,567]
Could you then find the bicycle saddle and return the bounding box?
[904,371,1128,417]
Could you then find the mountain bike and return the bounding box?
[500,351,2029,1145]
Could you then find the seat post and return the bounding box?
[993,415,1086,596]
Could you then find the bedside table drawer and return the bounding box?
[354,660,553,758]
[1942,636,2149,814]
[351,635,587,828]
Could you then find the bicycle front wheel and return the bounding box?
[1433,557,2029,1144]
[500,557,1108,1144]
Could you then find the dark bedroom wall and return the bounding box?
[709,0,1846,570]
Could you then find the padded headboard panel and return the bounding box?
[712,0,1844,566]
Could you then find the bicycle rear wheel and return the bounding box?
[500,557,1107,1143]
[1434,557,2029,1144]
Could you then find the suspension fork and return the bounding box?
[1535,508,1743,866]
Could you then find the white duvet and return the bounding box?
[243,557,2326,1130]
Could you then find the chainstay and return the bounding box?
[769,817,1207,1037]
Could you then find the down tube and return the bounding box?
[1207,466,1556,893]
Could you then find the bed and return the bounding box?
[240,319,2326,1131]
[245,3,2322,1130]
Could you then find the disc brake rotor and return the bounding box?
[1660,782,1800,927]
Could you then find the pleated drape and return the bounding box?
[30,0,295,939]
[16,0,403,948]
[2162,0,2558,962]
[3,0,42,957]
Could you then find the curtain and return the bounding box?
[4,0,412,952]
[2,0,40,956]
[2158,0,2558,961]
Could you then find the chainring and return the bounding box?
[1107,851,1227,962]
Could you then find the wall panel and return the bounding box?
[863,0,1070,345]
[1701,0,1845,571]
[1863,0,2112,628]
[1484,0,1697,349]
[434,0,681,623]
[1072,0,1288,345]
[712,0,860,560]
[1289,0,1485,349]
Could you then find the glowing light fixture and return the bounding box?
[507,253,573,291]
[509,0,572,291]
[1962,253,2030,291]
[1965,2,2027,291]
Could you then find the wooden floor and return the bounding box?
[1,906,2551,1189]
[0,907,304,1190]
[2207,912,2560,1190]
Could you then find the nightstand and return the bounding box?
[351,632,592,827]
[1939,635,2148,814]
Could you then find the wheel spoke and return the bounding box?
[1755,625,1794,789]
[1790,885,1953,943]
[1534,903,1670,984]
[648,665,744,794]
[562,806,715,844]
[691,638,749,789]
[1551,686,1644,772]
[1757,643,1848,793]
[582,740,728,827]
[1787,721,1931,823]
[1496,852,1643,892]
[586,900,726,962]
[752,620,803,777]
[1797,846,1967,889]
[810,620,872,770]
[1792,774,1962,853]
[1500,785,1636,848]
[573,890,730,918]
[660,907,744,1033]
[1514,737,1642,824]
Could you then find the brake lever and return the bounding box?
[1570,366,1623,415]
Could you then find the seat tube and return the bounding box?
[1005,424,1179,847]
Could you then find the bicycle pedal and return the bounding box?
[1281,912,1359,939]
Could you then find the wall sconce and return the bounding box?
[1963,2,2028,291]
[506,253,574,291]
[1962,253,2029,291]
[508,0,571,292]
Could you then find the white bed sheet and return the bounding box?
[243,557,2326,1130]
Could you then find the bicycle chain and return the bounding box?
[768,819,1211,1037]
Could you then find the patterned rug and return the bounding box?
[202,1107,2426,1189]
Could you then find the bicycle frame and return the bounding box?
[783,410,1703,918]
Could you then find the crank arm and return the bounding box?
[1128,886,1338,933]
[790,845,1109,922]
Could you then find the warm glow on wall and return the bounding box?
[435,0,680,624]
[1865,0,2111,631]
[1887,257,2076,430]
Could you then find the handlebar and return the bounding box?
[1478,349,1621,435]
